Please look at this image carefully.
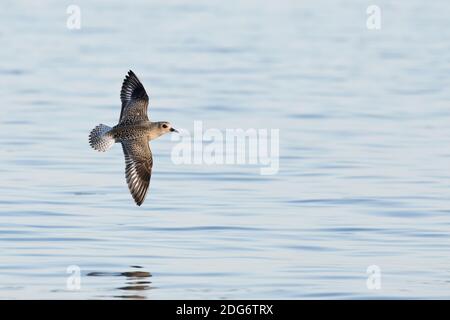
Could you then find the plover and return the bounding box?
[89,70,178,206]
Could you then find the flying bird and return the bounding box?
[89,70,178,206]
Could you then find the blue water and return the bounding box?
[1,0,450,299]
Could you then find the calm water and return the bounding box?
[1,0,450,299]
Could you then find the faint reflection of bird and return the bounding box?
[89,70,178,206]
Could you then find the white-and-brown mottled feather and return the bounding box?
[122,138,153,206]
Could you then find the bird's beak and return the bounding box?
[170,128,178,133]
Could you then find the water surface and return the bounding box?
[1,0,450,299]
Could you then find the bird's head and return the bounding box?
[158,121,178,134]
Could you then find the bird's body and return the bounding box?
[110,122,167,142]
[89,70,177,206]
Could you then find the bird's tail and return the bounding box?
[89,124,114,152]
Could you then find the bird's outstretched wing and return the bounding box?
[121,137,153,206]
[119,70,149,124]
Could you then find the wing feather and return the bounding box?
[121,138,152,206]
[119,70,149,124]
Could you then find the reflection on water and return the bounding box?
[88,266,153,299]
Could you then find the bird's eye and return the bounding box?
[162,124,168,128]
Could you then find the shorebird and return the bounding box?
[89,70,178,206]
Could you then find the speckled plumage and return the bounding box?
[89,70,177,206]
